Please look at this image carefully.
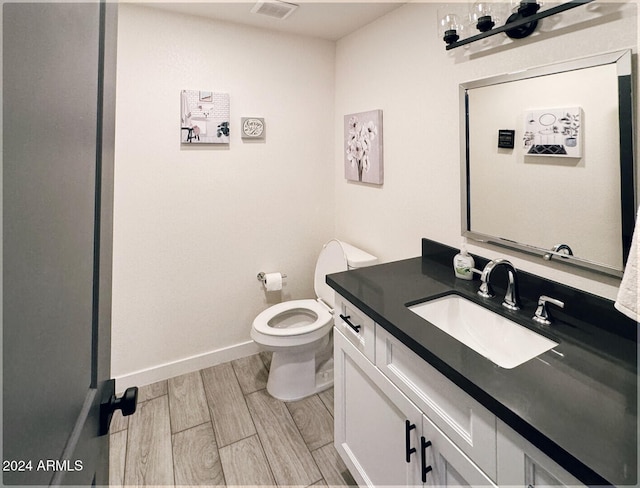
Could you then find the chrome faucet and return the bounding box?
[477,259,521,311]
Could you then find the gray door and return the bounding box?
[3,3,119,485]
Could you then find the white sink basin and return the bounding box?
[407,295,558,369]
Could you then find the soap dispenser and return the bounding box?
[453,238,475,280]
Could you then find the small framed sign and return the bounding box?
[498,129,515,149]
[241,117,265,140]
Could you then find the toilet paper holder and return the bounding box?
[257,271,287,281]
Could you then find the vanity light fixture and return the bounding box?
[505,0,541,39]
[439,12,464,45]
[470,2,496,33]
[443,0,595,50]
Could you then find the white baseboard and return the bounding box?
[114,340,261,393]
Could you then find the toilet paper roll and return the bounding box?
[263,272,283,292]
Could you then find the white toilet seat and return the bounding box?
[252,299,332,347]
[250,240,376,400]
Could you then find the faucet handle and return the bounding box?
[533,295,565,325]
[477,280,494,298]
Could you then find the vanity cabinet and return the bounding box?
[334,327,423,486]
[334,294,588,488]
[375,326,497,480]
[334,328,495,487]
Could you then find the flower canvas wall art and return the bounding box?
[181,90,230,144]
[344,110,383,185]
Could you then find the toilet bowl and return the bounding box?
[251,239,377,401]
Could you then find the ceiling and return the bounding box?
[143,1,407,41]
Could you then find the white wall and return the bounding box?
[334,1,638,299]
[113,2,638,388]
[112,5,336,387]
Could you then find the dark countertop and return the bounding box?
[327,239,637,486]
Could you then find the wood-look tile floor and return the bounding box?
[109,352,356,487]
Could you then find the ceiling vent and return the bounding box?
[250,0,299,20]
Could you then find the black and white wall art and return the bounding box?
[523,107,583,157]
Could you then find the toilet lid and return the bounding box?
[314,240,348,308]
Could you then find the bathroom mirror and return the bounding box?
[460,50,635,277]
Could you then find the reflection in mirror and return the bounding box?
[460,50,635,277]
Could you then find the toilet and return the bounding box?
[251,239,377,401]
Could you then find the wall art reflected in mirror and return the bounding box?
[460,50,635,276]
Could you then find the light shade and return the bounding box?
[438,12,464,44]
[470,2,495,32]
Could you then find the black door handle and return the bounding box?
[405,420,416,462]
[421,436,433,482]
[99,379,138,435]
[339,314,361,333]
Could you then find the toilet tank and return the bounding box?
[339,241,378,269]
[314,240,377,308]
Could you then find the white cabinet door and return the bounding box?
[497,420,586,488]
[375,327,497,480]
[335,328,423,487]
[421,413,497,488]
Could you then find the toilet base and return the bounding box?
[265,333,334,401]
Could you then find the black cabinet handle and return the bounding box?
[339,314,361,333]
[421,436,433,482]
[405,420,416,462]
